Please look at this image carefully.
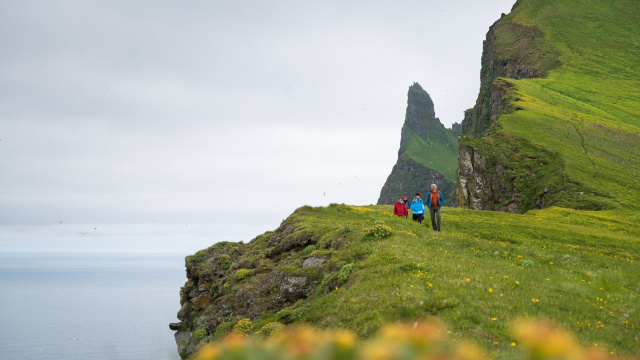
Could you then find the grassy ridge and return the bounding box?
[275,204,639,357]
[486,0,640,211]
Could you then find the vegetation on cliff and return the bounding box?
[378,83,459,205]
[175,204,640,358]
[457,0,640,213]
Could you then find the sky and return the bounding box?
[0,0,516,254]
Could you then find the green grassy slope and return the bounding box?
[193,204,639,357]
[479,0,640,211]
[403,126,459,183]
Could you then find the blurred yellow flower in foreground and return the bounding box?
[191,319,624,360]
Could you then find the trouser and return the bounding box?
[430,207,441,231]
[412,213,424,224]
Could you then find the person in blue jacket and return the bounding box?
[426,184,444,231]
[410,193,425,224]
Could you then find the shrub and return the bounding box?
[194,250,206,262]
[276,307,293,320]
[235,269,251,281]
[256,322,285,337]
[290,308,308,322]
[194,328,209,343]
[362,225,393,241]
[211,322,232,341]
[217,254,231,270]
[302,245,317,256]
[232,318,254,335]
[337,263,355,286]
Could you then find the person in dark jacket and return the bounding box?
[426,184,444,231]
[410,193,425,224]
[393,197,408,217]
[403,195,409,215]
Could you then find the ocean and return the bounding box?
[0,252,187,360]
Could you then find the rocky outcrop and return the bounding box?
[456,144,520,212]
[378,83,458,205]
[456,133,571,213]
[461,11,561,137]
[170,210,342,358]
[457,6,561,212]
[378,153,454,205]
[398,83,439,150]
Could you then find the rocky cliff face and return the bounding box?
[378,153,454,206]
[169,211,343,358]
[460,12,561,138]
[457,7,561,212]
[378,83,459,205]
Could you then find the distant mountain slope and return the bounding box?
[377,83,459,205]
[458,0,640,213]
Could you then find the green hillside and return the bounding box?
[175,1,640,359]
[403,126,458,183]
[181,204,640,359]
[458,0,640,213]
[493,0,640,209]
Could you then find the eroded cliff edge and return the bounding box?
[456,7,564,213]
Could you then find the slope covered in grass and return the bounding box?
[179,204,640,358]
[458,0,640,212]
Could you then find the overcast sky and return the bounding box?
[0,0,515,254]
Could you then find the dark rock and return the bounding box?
[378,154,454,205]
[278,275,311,301]
[177,302,191,321]
[169,322,186,331]
[175,331,194,357]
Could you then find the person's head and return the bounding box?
[431,184,438,192]
[415,193,420,199]
[397,197,402,202]
[403,195,407,200]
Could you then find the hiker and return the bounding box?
[410,193,425,224]
[403,195,410,216]
[427,184,444,231]
[393,197,408,217]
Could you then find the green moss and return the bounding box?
[211,322,233,341]
[302,245,317,256]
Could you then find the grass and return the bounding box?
[466,0,640,213]
[403,126,459,183]
[254,203,640,358]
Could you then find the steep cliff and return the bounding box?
[377,83,459,205]
[456,0,639,213]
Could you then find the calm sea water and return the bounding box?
[0,252,187,360]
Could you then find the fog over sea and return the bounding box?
[0,252,187,360]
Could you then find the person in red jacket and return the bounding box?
[393,197,408,217]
